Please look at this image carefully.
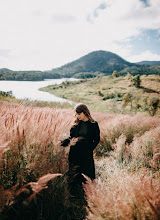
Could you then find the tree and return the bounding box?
[122,93,133,110]
[112,70,119,77]
[131,75,141,88]
[148,97,160,116]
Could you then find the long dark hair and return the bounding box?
[72,103,95,126]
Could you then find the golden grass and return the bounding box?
[0,102,160,219]
[85,161,160,220]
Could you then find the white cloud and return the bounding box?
[127,50,160,62]
[0,0,160,70]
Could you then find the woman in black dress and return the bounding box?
[61,103,100,180]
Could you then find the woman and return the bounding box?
[61,103,100,180]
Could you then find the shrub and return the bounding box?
[112,70,119,77]
[97,90,104,97]
[102,93,115,100]
[131,74,141,88]
[148,97,160,116]
[0,90,13,97]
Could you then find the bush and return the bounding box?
[112,70,119,77]
[131,74,141,88]
[0,90,13,97]
[148,97,160,116]
[102,93,115,100]
[97,90,104,97]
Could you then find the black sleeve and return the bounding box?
[60,126,77,147]
[70,125,78,138]
[60,138,70,147]
[91,121,100,150]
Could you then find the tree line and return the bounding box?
[0,69,61,81]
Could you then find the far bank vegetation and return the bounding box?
[40,73,160,117]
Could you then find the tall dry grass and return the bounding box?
[0,103,74,188]
[84,113,160,220]
[0,103,75,219]
[98,113,160,157]
[84,159,160,220]
[0,102,160,219]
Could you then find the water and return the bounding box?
[0,78,78,103]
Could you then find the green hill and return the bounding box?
[49,50,134,77]
[47,50,160,78]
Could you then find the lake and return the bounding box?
[0,78,77,103]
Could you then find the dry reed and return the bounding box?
[0,102,160,219]
[85,158,160,220]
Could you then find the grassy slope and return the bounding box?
[40,74,160,115]
[0,94,73,109]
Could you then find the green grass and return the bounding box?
[40,75,160,115]
[0,95,74,109]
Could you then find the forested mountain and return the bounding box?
[0,50,160,80]
[49,50,135,77]
[44,50,160,78]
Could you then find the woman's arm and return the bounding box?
[60,138,70,147]
[91,122,100,150]
[60,126,77,147]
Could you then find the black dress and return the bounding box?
[61,120,100,180]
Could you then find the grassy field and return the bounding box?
[40,74,160,116]
[0,74,160,219]
[0,91,73,109]
[0,102,160,219]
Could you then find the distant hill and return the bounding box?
[49,50,135,77]
[120,65,160,75]
[137,61,160,65]
[0,50,160,80]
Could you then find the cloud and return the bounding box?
[139,0,150,7]
[127,50,160,62]
[0,0,160,70]
[87,2,107,23]
[51,14,77,24]
[0,49,12,58]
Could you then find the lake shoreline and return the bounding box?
[0,78,78,103]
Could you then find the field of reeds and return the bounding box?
[0,102,160,219]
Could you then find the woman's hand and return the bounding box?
[69,137,79,146]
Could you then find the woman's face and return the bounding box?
[75,111,88,121]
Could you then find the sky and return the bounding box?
[0,0,160,71]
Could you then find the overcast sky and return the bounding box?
[0,0,160,71]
